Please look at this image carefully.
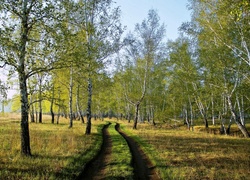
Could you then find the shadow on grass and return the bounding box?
[142,132,250,179]
[54,132,102,179]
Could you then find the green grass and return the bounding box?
[121,121,250,180]
[105,123,133,179]
[0,113,105,179]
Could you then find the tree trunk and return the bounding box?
[184,105,190,130]
[29,94,35,123]
[30,104,35,123]
[69,66,73,128]
[19,72,31,156]
[51,107,54,124]
[76,84,84,123]
[80,112,84,123]
[133,103,140,129]
[35,110,38,123]
[38,75,42,123]
[211,95,215,126]
[226,117,233,135]
[236,94,245,126]
[189,96,194,131]
[227,95,249,138]
[85,77,92,134]
[220,121,227,135]
[150,106,156,126]
[196,99,209,128]
[19,0,31,156]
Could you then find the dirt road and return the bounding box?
[76,122,160,180]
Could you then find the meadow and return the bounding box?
[121,122,250,180]
[1,113,250,179]
[0,113,104,179]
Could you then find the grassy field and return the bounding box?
[1,113,250,179]
[121,121,250,180]
[0,113,105,179]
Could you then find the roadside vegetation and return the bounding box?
[121,120,250,180]
[0,113,104,179]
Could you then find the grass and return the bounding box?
[1,113,250,179]
[105,122,133,179]
[0,113,105,179]
[195,123,250,137]
[121,121,250,180]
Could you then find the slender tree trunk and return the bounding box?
[133,103,140,129]
[30,105,35,123]
[84,0,94,134]
[29,94,35,123]
[189,96,194,131]
[19,0,31,156]
[56,90,61,124]
[57,107,60,124]
[236,94,245,126]
[227,95,249,138]
[196,98,209,128]
[220,120,227,135]
[76,84,84,123]
[211,95,215,126]
[85,77,92,134]
[226,117,233,135]
[35,110,38,123]
[69,66,73,128]
[38,75,42,123]
[241,95,245,126]
[151,106,156,126]
[50,85,55,124]
[184,105,190,130]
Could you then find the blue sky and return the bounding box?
[114,0,191,41]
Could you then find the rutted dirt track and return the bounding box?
[76,123,112,180]
[76,122,160,180]
[115,123,160,180]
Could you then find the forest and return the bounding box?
[0,0,250,179]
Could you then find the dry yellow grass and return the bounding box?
[0,113,105,179]
[121,121,250,180]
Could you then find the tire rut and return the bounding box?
[115,123,161,180]
[76,123,112,180]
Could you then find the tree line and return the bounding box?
[0,0,249,156]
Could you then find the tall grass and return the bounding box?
[0,113,105,179]
[121,121,250,180]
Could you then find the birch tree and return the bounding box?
[187,0,250,137]
[0,0,66,155]
[70,0,123,134]
[119,9,166,129]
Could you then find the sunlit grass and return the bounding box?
[1,113,249,179]
[121,121,250,180]
[0,113,105,179]
[105,122,133,179]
